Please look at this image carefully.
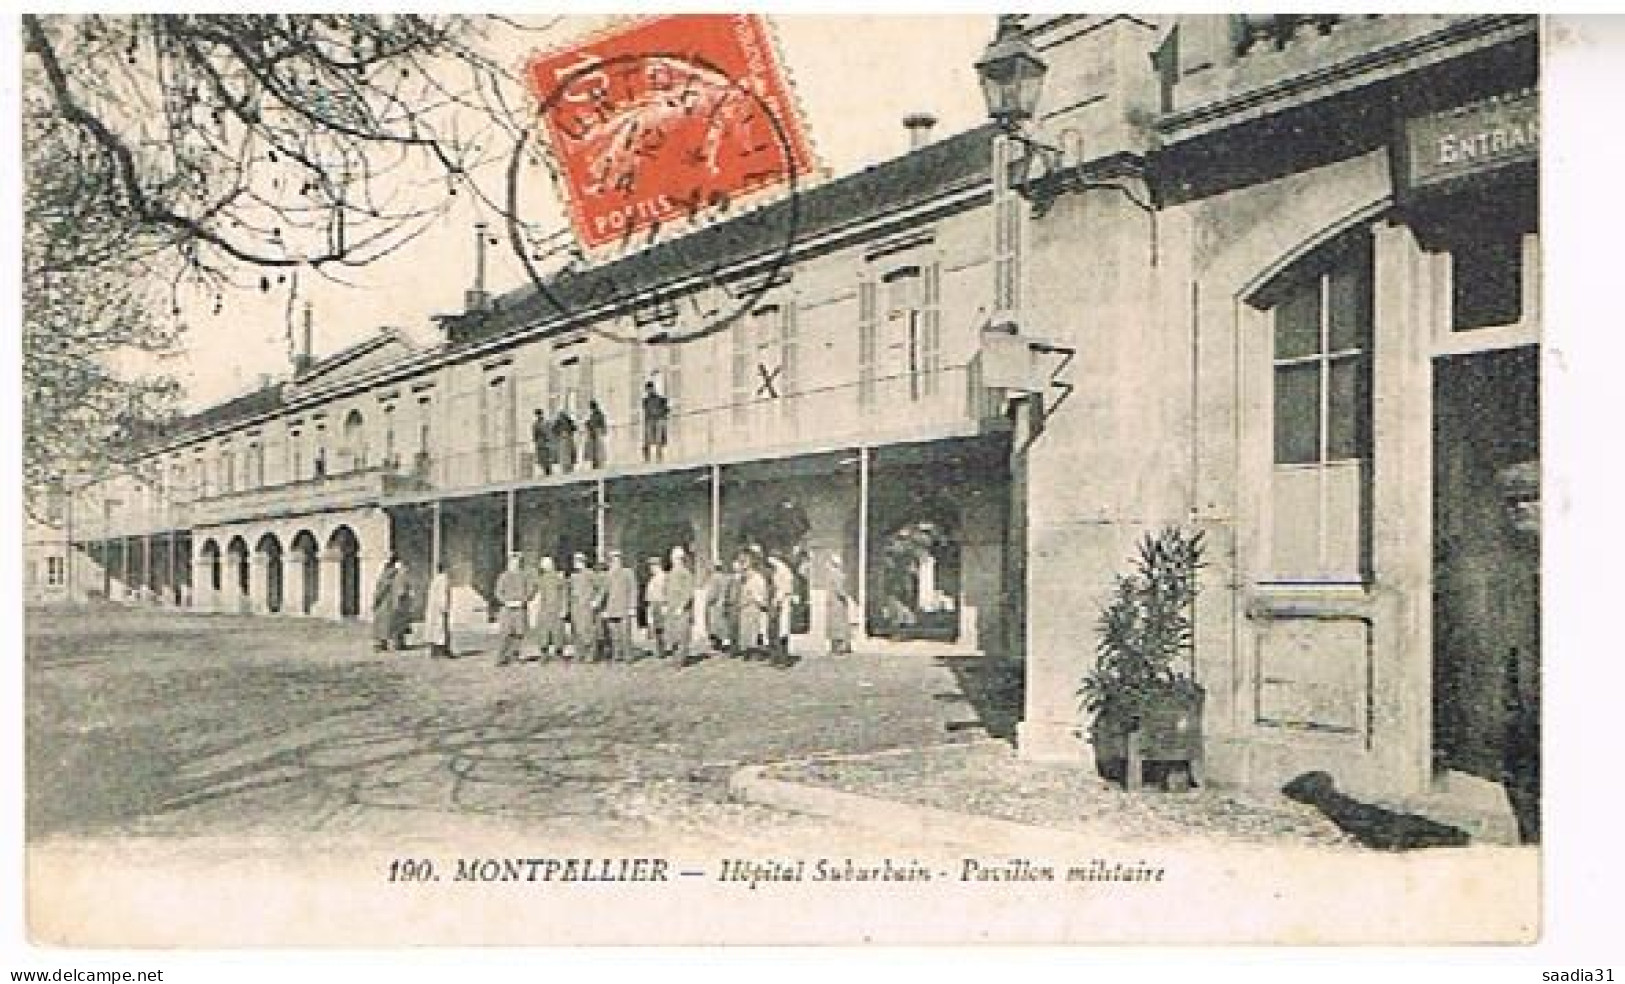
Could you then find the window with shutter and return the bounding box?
[921,262,942,397]
[859,277,878,409]
[665,343,683,446]
[731,313,751,426]
[781,300,799,421]
[628,338,645,423]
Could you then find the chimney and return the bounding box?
[465,221,491,313]
[903,111,938,151]
[294,301,314,374]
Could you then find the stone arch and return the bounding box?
[199,538,222,594]
[255,531,284,614]
[326,524,362,619]
[290,529,320,615]
[226,535,251,611]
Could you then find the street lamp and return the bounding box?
[974,14,1154,220]
[975,15,1048,130]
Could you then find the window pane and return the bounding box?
[1321,461,1367,580]
[1452,237,1523,330]
[1326,356,1371,461]
[1327,259,1370,352]
[1271,466,1322,579]
[1274,362,1321,464]
[1275,281,1321,359]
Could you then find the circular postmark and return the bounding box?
[505,46,806,346]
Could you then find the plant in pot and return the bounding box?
[1079,526,1206,792]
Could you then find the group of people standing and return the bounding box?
[531,401,608,476]
[485,546,694,666]
[528,382,673,477]
[378,543,856,666]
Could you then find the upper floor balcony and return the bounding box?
[72,499,194,542]
[400,361,1005,500]
[1159,14,1538,144]
[186,463,430,529]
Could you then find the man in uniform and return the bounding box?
[530,554,568,663]
[601,550,638,663]
[767,551,797,666]
[493,551,536,666]
[644,556,667,657]
[663,545,696,666]
[531,409,554,477]
[567,551,601,662]
[371,555,406,652]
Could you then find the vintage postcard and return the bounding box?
[16,13,1551,948]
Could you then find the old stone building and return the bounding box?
[66,14,1540,839]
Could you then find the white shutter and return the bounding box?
[921,261,942,397]
[858,277,877,409]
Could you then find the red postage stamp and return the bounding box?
[524,14,817,252]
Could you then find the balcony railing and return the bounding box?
[185,464,425,527]
[415,363,1003,492]
[73,501,194,542]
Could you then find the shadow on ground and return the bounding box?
[1282,771,1470,850]
[939,656,1024,742]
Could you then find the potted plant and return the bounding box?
[1079,526,1206,792]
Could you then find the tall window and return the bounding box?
[1269,235,1372,582]
[880,266,939,400]
[288,428,304,482]
[735,304,786,426]
[416,397,433,468]
[46,555,66,587]
[859,278,879,409]
[382,405,397,468]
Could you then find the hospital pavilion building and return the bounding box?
[61,15,1541,839]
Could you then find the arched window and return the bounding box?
[342,410,367,472]
[1261,231,1373,582]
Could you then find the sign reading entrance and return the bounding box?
[1401,89,1538,195]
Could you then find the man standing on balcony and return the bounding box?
[531,409,555,477]
[641,380,670,463]
[553,405,578,474]
[602,550,638,663]
[531,554,568,663]
[493,551,536,666]
[585,400,608,470]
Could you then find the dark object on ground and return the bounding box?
[1282,771,1470,850]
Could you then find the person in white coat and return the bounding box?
[425,562,453,659]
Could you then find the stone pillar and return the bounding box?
[356,553,378,624]
[282,555,306,616]
[249,551,271,615]
[315,551,343,620]
[191,555,215,612]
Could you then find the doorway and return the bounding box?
[327,525,362,619]
[1431,344,1540,841]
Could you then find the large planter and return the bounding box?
[1089,687,1204,791]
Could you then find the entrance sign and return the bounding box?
[1400,89,1538,195]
